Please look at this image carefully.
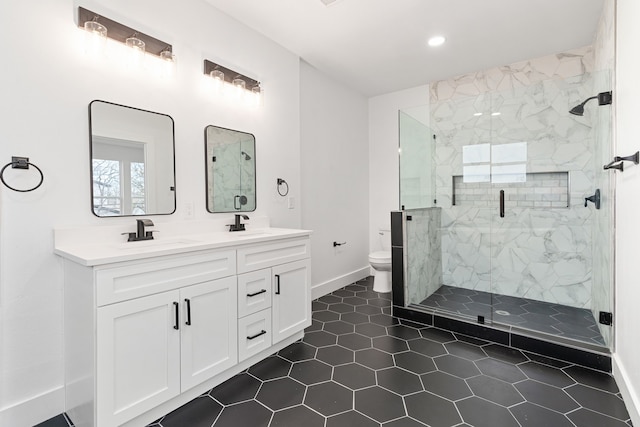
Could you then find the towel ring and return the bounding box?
[0,157,44,192]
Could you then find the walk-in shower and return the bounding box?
[394,67,615,355]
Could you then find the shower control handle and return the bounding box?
[584,189,601,210]
[499,190,505,218]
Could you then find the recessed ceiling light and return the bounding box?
[491,112,501,116]
[428,36,446,47]
[473,112,483,116]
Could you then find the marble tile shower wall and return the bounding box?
[430,46,598,309]
[405,208,442,306]
[208,142,256,212]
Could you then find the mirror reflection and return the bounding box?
[205,125,256,213]
[89,100,176,217]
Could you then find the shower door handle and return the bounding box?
[499,190,505,218]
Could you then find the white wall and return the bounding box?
[613,0,640,423]
[0,0,301,425]
[300,61,370,298]
[368,86,429,252]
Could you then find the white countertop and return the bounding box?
[54,227,312,266]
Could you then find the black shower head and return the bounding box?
[241,151,251,160]
[569,91,612,116]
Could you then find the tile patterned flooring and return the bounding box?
[420,285,606,346]
[40,277,631,427]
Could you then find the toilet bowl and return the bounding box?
[369,228,392,293]
[369,250,392,293]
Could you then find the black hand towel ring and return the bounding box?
[0,157,44,192]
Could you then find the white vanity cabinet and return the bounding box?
[57,229,311,427]
[236,239,311,361]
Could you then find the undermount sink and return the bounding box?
[113,238,201,251]
[227,230,273,238]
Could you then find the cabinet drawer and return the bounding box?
[238,269,272,318]
[238,309,271,362]
[96,250,236,306]
[237,238,310,274]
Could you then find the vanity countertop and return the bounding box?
[54,227,312,266]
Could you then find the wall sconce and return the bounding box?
[78,7,174,67]
[204,60,262,106]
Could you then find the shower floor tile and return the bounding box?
[419,285,606,346]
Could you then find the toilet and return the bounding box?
[369,229,392,293]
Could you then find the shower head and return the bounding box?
[241,151,251,160]
[569,91,612,116]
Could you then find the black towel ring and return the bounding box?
[0,157,44,192]
[277,178,289,197]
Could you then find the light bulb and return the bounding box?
[83,20,107,57]
[125,35,145,68]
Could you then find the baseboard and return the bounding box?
[311,267,370,300]
[613,354,640,426]
[0,385,64,427]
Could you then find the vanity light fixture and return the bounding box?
[78,7,173,60]
[204,59,262,105]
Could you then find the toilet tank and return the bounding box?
[378,229,391,251]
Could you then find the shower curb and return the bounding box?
[393,305,612,372]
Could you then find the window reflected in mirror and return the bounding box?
[89,100,176,217]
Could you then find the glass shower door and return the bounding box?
[487,72,613,349]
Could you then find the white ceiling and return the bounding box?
[205,0,605,97]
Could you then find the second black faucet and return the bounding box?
[229,214,249,232]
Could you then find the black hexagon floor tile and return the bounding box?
[325,410,378,427]
[212,400,272,427]
[393,351,437,374]
[457,396,520,427]
[333,362,377,390]
[247,356,292,381]
[289,359,332,385]
[208,373,261,405]
[270,405,324,427]
[316,344,355,366]
[41,277,631,427]
[355,386,406,423]
[157,396,222,427]
[405,391,462,426]
[355,348,395,370]
[304,381,353,416]
[421,370,473,401]
[256,377,306,410]
[376,367,423,395]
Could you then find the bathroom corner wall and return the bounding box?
[0,0,301,425]
[430,46,599,308]
[300,61,370,298]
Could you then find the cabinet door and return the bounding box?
[97,290,181,427]
[180,277,238,391]
[272,259,311,344]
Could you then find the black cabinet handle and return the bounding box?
[173,302,179,330]
[247,330,267,340]
[185,298,191,326]
[247,289,267,297]
[275,274,281,295]
[499,190,505,218]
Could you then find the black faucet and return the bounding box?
[228,214,249,232]
[124,219,155,241]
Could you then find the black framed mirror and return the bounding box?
[205,125,256,213]
[89,100,176,217]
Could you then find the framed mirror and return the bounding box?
[89,100,176,217]
[205,125,256,213]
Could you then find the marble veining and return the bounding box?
[405,208,442,306]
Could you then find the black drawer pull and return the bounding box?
[185,298,191,326]
[247,330,267,340]
[247,289,267,297]
[499,189,505,218]
[173,302,179,330]
[275,274,281,295]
